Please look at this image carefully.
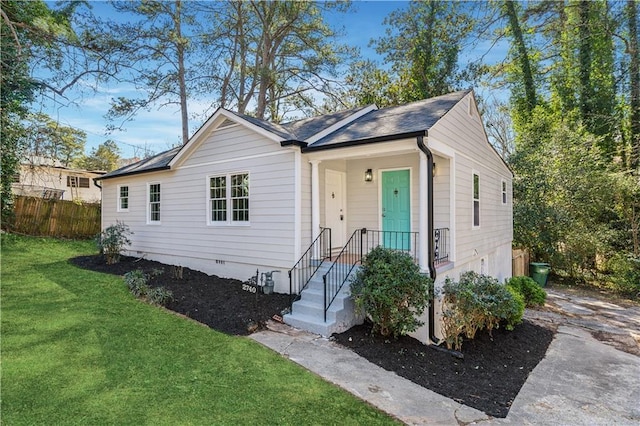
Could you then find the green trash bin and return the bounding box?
[529,262,551,287]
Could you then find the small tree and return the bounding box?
[96,221,132,264]
[350,247,433,338]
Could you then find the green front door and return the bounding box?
[381,170,411,250]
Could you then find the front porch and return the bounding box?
[285,227,450,336]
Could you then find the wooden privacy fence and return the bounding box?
[512,248,530,277]
[11,196,101,239]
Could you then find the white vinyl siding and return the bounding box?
[100,124,297,289]
[117,185,129,212]
[429,92,513,266]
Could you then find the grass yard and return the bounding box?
[1,234,397,425]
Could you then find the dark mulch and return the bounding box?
[72,254,555,418]
[333,320,554,418]
[70,255,291,336]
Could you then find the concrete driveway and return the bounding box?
[251,288,640,425]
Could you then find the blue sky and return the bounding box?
[37,1,505,160]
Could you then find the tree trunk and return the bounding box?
[578,1,593,126]
[629,0,640,171]
[503,1,537,116]
[175,0,189,144]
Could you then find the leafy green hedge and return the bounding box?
[506,276,547,307]
[351,247,433,338]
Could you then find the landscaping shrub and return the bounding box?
[146,286,174,306]
[96,221,132,264]
[124,269,150,297]
[506,276,547,307]
[441,272,524,351]
[123,268,172,306]
[351,246,433,338]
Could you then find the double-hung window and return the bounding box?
[148,183,161,223]
[118,185,129,212]
[209,173,249,224]
[473,173,480,228]
[501,179,508,205]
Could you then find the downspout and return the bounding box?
[418,135,463,358]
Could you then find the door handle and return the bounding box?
[382,213,386,218]
[340,214,344,221]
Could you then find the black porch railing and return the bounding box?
[322,229,420,322]
[288,227,331,307]
[289,227,450,323]
[434,227,449,266]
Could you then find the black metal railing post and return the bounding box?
[287,227,332,310]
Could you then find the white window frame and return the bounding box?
[472,172,480,228]
[501,179,508,205]
[117,184,129,212]
[206,172,250,226]
[147,182,161,224]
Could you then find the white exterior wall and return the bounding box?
[101,124,297,293]
[429,93,513,277]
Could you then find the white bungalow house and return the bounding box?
[96,90,513,344]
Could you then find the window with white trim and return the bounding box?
[118,185,129,211]
[148,183,161,223]
[209,173,249,224]
[501,179,507,205]
[473,173,480,227]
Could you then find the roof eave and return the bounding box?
[95,165,171,181]
[280,140,308,148]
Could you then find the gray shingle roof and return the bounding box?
[98,90,469,180]
[280,105,371,141]
[307,90,470,149]
[98,146,180,180]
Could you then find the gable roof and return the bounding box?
[97,90,471,180]
[305,90,470,150]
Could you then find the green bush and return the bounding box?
[123,269,172,306]
[124,269,149,297]
[506,276,547,307]
[441,272,524,351]
[605,254,640,298]
[146,286,173,306]
[350,247,433,338]
[96,221,132,264]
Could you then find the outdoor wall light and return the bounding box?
[364,169,373,182]
[432,162,436,177]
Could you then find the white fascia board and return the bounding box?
[305,138,417,162]
[306,104,378,144]
[168,109,284,168]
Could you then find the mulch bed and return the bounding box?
[70,255,291,335]
[71,254,555,418]
[333,320,554,418]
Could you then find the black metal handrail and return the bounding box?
[288,227,331,308]
[322,228,364,322]
[434,227,449,265]
[322,228,447,321]
[361,229,418,262]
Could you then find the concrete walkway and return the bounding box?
[250,289,640,425]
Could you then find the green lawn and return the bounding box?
[1,234,396,425]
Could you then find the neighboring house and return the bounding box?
[97,90,513,343]
[12,157,104,203]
